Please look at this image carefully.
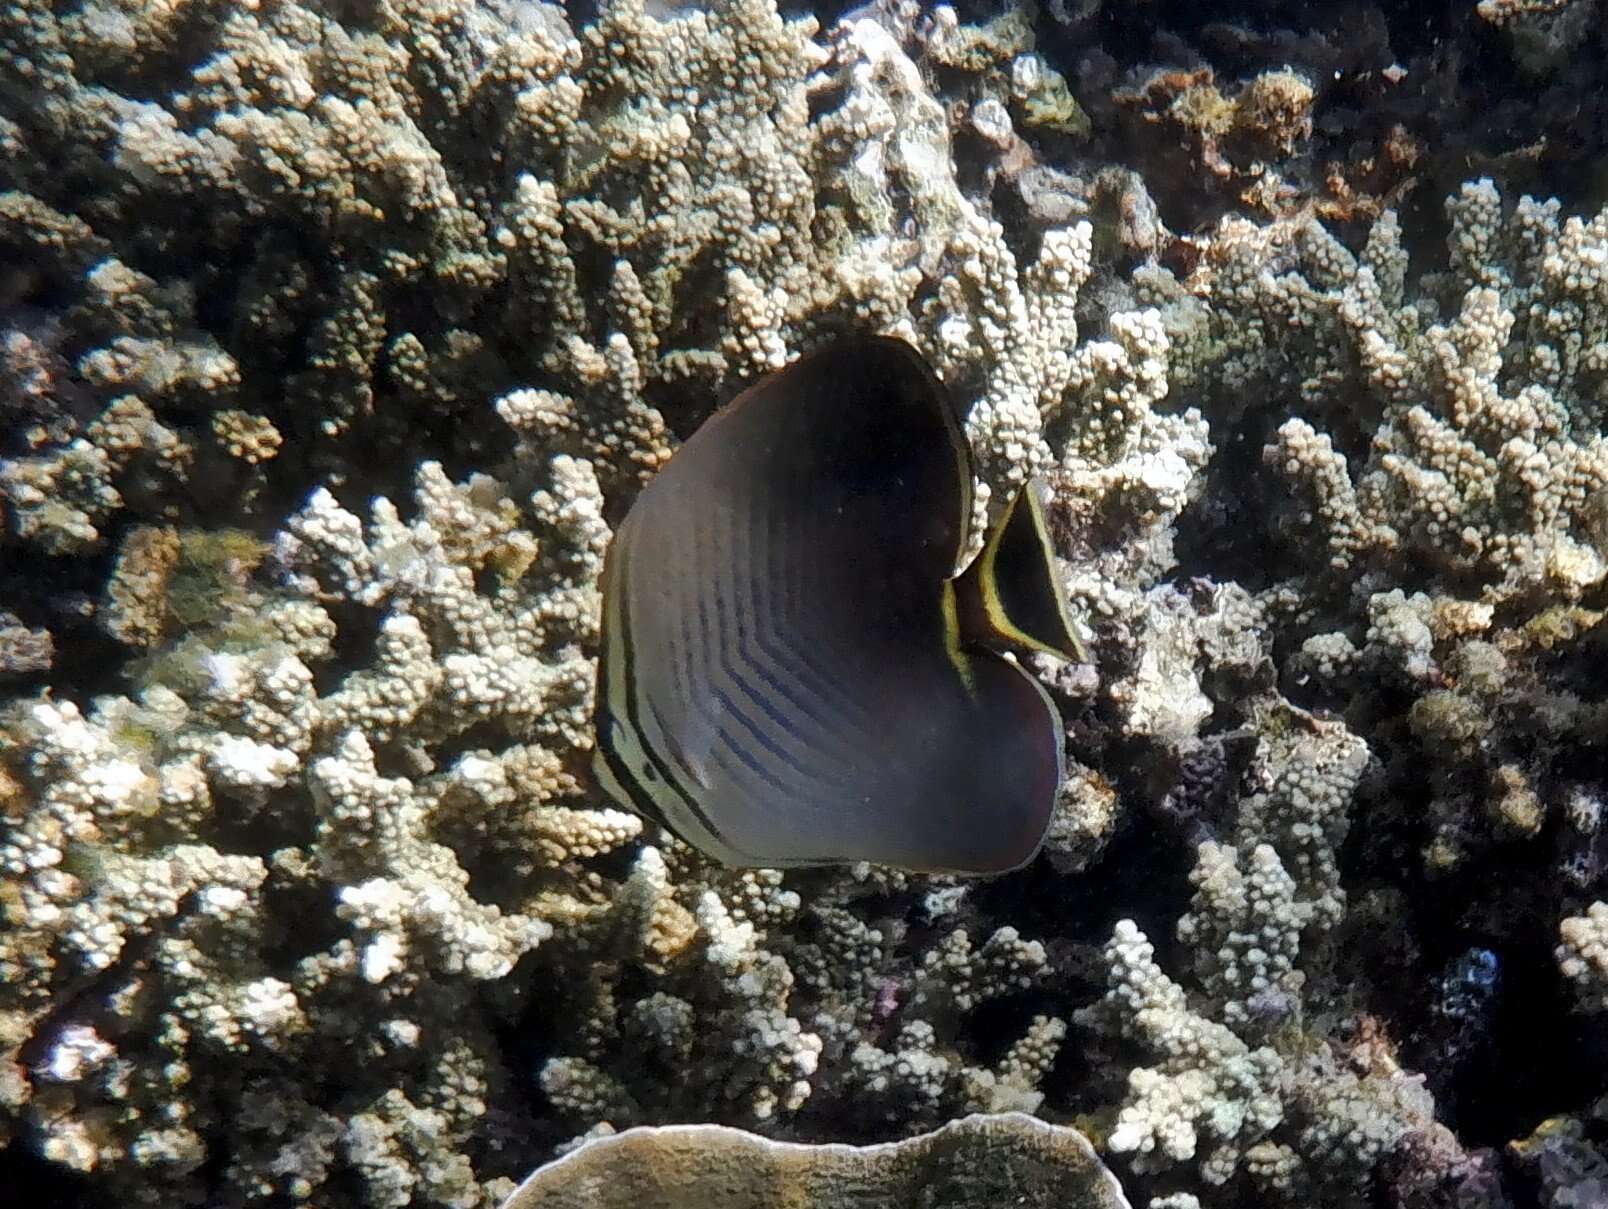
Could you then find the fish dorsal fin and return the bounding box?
[953,478,1086,662]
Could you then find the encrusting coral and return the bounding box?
[2,1,1607,1208]
[498,1112,1131,1209]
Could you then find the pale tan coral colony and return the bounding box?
[1,0,1607,1207]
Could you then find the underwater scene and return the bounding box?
[4,0,1608,1205]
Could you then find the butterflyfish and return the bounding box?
[591,336,1085,874]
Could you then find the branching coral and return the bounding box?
[0,0,1196,1203]
[0,454,632,1204]
[1134,181,1608,884]
[1182,180,1608,603]
[1557,902,1608,1014]
[1109,173,1608,1203]
[1078,706,1435,1203]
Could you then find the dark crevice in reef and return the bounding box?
[312,599,388,698]
[1342,726,1608,1151]
[0,543,127,706]
[999,802,1196,954]
[1401,867,1608,1151]
[1466,943,1605,1148]
[1169,393,1286,595]
[0,1148,100,1209]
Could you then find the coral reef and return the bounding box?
[1558,903,1608,1014]
[1102,177,1608,918]
[0,0,1172,1204]
[1076,704,1488,1203]
[2,1,1607,1209]
[1040,0,1608,235]
[1509,1105,1608,1209]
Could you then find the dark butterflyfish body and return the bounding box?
[591,336,1086,875]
